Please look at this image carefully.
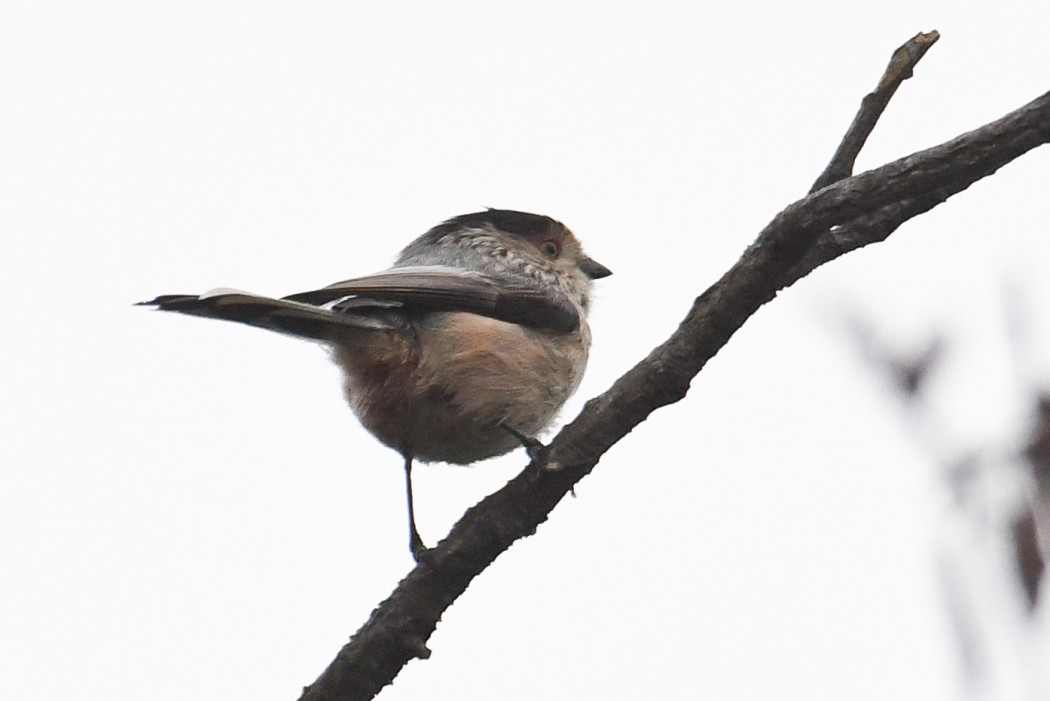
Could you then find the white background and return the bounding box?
[3,2,1049,699]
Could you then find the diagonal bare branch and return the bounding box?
[298,38,1050,701]
[810,30,940,193]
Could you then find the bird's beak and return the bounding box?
[579,257,612,279]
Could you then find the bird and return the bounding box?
[138,209,611,561]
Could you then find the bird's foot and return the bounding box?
[499,422,547,463]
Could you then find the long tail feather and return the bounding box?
[136,290,398,342]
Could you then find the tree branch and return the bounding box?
[811,30,940,193]
[299,36,1050,700]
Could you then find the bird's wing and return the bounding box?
[284,265,580,332]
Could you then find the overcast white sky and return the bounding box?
[3,2,1050,700]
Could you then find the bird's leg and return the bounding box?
[499,422,546,463]
[499,422,571,492]
[403,455,427,562]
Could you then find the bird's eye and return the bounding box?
[540,239,561,258]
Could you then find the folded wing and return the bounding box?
[285,266,579,332]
